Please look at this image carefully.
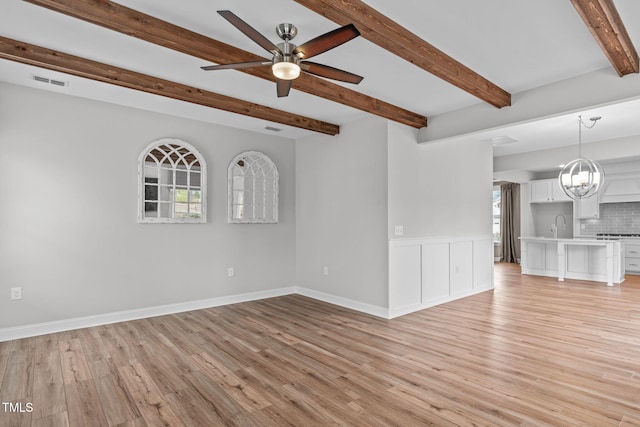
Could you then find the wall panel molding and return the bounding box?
[389,235,494,318]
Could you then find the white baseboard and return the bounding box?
[388,303,424,319]
[0,287,296,342]
[388,285,493,319]
[295,287,389,319]
[1,282,483,341]
[0,286,389,342]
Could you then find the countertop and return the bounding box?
[519,236,622,244]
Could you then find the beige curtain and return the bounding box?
[500,183,521,263]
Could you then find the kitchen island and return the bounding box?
[519,237,625,286]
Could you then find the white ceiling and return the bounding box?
[1,0,639,153]
[461,97,640,157]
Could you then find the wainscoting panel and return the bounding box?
[421,242,450,304]
[389,236,494,318]
[388,244,422,315]
[474,238,495,291]
[450,241,474,296]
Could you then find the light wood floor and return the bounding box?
[2,264,640,426]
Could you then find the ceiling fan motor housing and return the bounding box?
[273,25,301,80]
[276,23,298,41]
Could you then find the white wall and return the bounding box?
[0,82,296,329]
[295,116,389,309]
[388,125,494,238]
[387,124,494,317]
[531,202,574,238]
[387,122,422,238]
[1,82,497,332]
[295,118,494,315]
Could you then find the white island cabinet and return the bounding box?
[520,237,624,286]
[625,240,640,274]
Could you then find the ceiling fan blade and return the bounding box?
[276,79,292,97]
[201,61,271,71]
[217,10,281,55]
[293,24,360,59]
[301,61,363,84]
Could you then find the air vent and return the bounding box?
[486,135,518,146]
[32,75,69,87]
[33,75,49,83]
[264,126,282,132]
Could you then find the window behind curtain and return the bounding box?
[493,186,501,243]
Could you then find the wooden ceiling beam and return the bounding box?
[570,0,639,76]
[23,0,427,129]
[0,36,340,135]
[293,0,511,109]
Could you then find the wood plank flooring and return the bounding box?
[2,263,640,426]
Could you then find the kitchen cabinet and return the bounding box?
[625,241,640,274]
[575,194,599,219]
[530,179,571,203]
[566,245,607,276]
[520,239,558,276]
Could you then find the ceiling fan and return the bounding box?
[201,10,364,97]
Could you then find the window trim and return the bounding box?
[137,138,207,224]
[228,151,279,224]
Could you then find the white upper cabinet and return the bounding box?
[575,193,600,219]
[530,179,571,203]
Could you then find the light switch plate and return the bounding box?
[394,225,404,236]
[10,287,22,300]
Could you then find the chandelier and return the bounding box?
[558,115,604,200]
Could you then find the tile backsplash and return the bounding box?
[582,202,640,235]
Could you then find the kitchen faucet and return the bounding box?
[551,214,567,239]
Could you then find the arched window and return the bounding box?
[228,151,279,223]
[138,138,207,223]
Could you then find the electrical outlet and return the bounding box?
[323,266,329,276]
[10,287,22,300]
[227,267,235,277]
[394,225,404,236]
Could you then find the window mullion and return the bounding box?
[227,151,277,223]
[139,139,205,223]
[187,166,191,217]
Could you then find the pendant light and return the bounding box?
[558,115,604,200]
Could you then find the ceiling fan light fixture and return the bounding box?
[272,61,300,80]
